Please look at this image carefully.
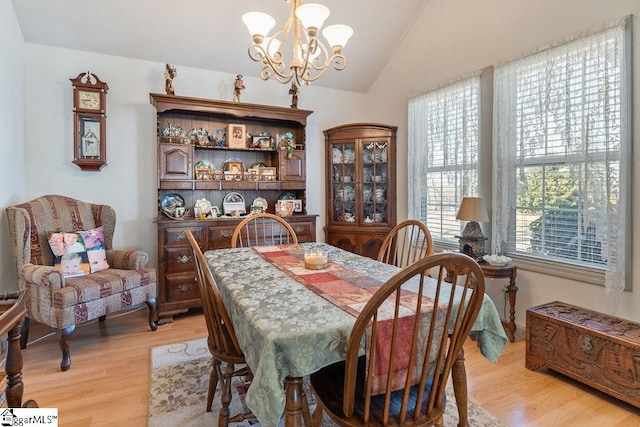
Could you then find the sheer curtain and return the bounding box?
[408,77,480,243]
[493,17,630,294]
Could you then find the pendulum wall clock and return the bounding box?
[70,72,108,171]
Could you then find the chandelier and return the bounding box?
[242,0,353,85]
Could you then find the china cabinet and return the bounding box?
[151,94,316,321]
[324,123,397,259]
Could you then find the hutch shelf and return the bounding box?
[151,94,316,321]
[324,123,397,259]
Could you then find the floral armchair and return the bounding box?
[6,195,158,371]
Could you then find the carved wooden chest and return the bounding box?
[526,301,640,408]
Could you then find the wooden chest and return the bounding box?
[526,301,640,408]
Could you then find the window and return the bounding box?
[493,20,630,291]
[408,77,480,243]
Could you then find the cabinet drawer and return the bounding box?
[166,273,200,302]
[164,226,205,245]
[222,181,258,191]
[258,182,281,190]
[287,220,313,242]
[281,181,305,190]
[160,180,194,190]
[209,224,237,249]
[195,180,221,190]
[165,247,195,273]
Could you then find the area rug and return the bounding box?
[148,338,506,427]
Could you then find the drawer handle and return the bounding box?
[177,255,192,264]
[177,231,186,241]
[293,226,304,233]
[220,230,233,238]
[177,283,194,292]
[578,334,598,355]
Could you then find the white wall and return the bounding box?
[8,44,367,293]
[367,0,640,325]
[0,0,26,292]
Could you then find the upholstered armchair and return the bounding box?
[6,194,158,371]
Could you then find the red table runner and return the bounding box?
[253,245,442,393]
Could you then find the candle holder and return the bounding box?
[304,247,328,270]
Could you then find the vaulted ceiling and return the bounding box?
[11,0,428,93]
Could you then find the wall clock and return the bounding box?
[70,72,108,171]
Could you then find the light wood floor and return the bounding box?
[15,307,640,426]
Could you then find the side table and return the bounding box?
[479,262,518,342]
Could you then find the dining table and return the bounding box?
[204,242,507,427]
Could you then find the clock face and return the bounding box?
[78,90,101,110]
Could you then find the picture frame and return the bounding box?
[227,124,246,148]
[225,161,244,174]
[247,168,259,180]
[292,199,303,213]
[277,200,294,217]
[195,167,213,180]
[257,166,277,181]
[252,135,273,149]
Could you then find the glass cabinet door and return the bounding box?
[330,142,356,223]
[361,139,388,225]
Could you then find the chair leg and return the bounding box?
[5,322,25,408]
[145,298,159,331]
[20,317,30,350]
[311,404,324,427]
[56,325,75,371]
[218,362,234,427]
[98,315,106,322]
[301,391,312,427]
[207,359,220,412]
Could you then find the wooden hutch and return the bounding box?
[152,94,316,321]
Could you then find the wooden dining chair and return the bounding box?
[187,230,312,426]
[310,253,485,426]
[231,213,299,248]
[185,230,252,426]
[0,289,38,408]
[377,219,433,268]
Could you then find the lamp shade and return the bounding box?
[322,24,353,48]
[295,3,330,30]
[242,12,276,37]
[456,197,489,222]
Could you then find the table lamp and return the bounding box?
[455,197,489,257]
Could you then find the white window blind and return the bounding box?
[493,19,630,292]
[408,77,480,243]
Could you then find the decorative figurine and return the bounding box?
[164,64,177,95]
[233,74,245,102]
[289,82,299,108]
[285,132,295,159]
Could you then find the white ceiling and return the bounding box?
[11,0,428,93]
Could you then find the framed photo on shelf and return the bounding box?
[277,200,294,217]
[195,167,213,180]
[225,161,244,174]
[252,135,273,149]
[292,199,303,213]
[227,124,246,148]
[257,166,277,181]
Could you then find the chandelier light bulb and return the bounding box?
[242,12,276,42]
[295,3,330,33]
[322,24,353,51]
